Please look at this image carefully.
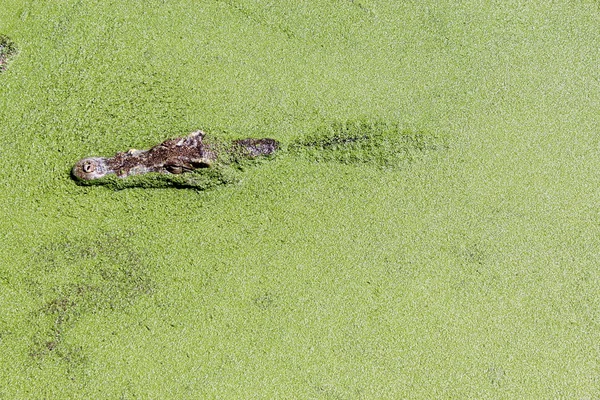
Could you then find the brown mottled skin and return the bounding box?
[72,130,279,181]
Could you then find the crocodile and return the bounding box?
[72,130,279,181]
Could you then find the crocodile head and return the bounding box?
[71,157,112,180]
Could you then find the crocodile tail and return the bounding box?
[232,138,279,158]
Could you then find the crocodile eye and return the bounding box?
[82,161,96,173]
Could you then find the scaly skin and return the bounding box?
[72,130,279,181]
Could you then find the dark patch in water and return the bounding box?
[253,291,277,310]
[487,364,506,387]
[0,35,17,72]
[27,231,153,371]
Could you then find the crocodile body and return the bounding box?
[72,130,279,181]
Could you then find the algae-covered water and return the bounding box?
[1,1,600,397]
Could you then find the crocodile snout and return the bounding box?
[72,157,110,180]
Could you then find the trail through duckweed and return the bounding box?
[291,119,448,167]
